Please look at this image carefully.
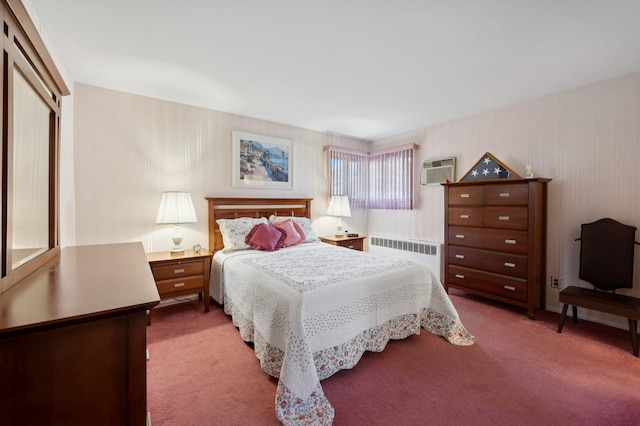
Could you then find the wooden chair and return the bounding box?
[557,218,640,356]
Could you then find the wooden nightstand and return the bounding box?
[319,235,366,251]
[146,249,212,323]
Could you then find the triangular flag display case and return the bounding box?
[459,152,521,182]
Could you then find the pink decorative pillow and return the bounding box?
[269,215,317,242]
[273,219,305,247]
[245,223,286,251]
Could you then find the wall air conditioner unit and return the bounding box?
[421,157,457,185]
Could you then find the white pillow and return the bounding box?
[268,215,318,243]
[216,217,268,252]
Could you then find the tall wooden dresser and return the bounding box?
[443,178,551,319]
[0,242,160,425]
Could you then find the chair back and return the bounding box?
[579,218,637,291]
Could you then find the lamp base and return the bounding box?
[171,226,184,253]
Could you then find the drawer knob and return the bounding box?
[504,262,516,268]
[460,193,470,198]
[174,268,185,274]
[174,282,185,288]
[460,214,470,219]
[504,239,517,245]
[455,274,465,279]
[498,216,510,221]
[499,192,511,198]
[503,285,516,291]
[455,254,465,259]
[455,234,465,239]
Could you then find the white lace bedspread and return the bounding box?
[215,243,474,425]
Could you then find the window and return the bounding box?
[326,146,368,210]
[368,144,416,210]
[325,143,417,210]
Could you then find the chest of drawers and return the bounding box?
[443,178,550,319]
[147,249,212,321]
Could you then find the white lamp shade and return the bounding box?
[156,191,197,224]
[327,195,351,217]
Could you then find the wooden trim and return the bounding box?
[4,0,70,96]
[206,197,313,253]
[1,245,59,293]
[0,1,63,293]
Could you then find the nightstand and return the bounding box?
[146,249,213,323]
[319,235,366,251]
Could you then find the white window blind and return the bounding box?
[368,144,416,210]
[325,146,368,210]
[324,143,417,210]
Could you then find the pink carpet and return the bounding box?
[147,290,640,425]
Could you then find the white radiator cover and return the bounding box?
[369,235,443,282]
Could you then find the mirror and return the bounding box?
[11,67,51,270]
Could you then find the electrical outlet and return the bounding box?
[551,276,561,288]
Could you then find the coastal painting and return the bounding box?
[232,131,293,189]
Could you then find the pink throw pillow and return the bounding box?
[274,219,305,247]
[245,223,286,251]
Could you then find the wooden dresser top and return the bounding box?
[0,242,160,335]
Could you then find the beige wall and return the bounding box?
[71,72,640,329]
[72,84,369,253]
[370,71,640,326]
[71,71,640,329]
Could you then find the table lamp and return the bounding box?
[327,195,351,236]
[156,191,197,253]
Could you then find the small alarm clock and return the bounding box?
[193,244,201,253]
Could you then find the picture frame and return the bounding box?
[459,152,521,182]
[232,131,293,189]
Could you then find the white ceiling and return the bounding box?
[27,0,640,140]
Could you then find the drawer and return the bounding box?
[341,239,363,251]
[447,246,527,278]
[483,206,528,230]
[448,265,527,302]
[448,226,528,254]
[151,260,203,280]
[448,186,483,205]
[448,207,483,227]
[484,184,528,205]
[156,275,204,297]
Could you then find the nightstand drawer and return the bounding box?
[337,239,363,251]
[151,261,203,280]
[156,275,204,296]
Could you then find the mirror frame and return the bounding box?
[1,0,69,294]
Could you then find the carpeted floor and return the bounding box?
[147,290,640,425]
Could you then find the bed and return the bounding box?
[206,197,474,425]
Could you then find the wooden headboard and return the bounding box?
[206,197,313,253]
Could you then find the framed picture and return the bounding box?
[232,131,293,189]
[459,152,521,182]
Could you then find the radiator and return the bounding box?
[369,235,443,282]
